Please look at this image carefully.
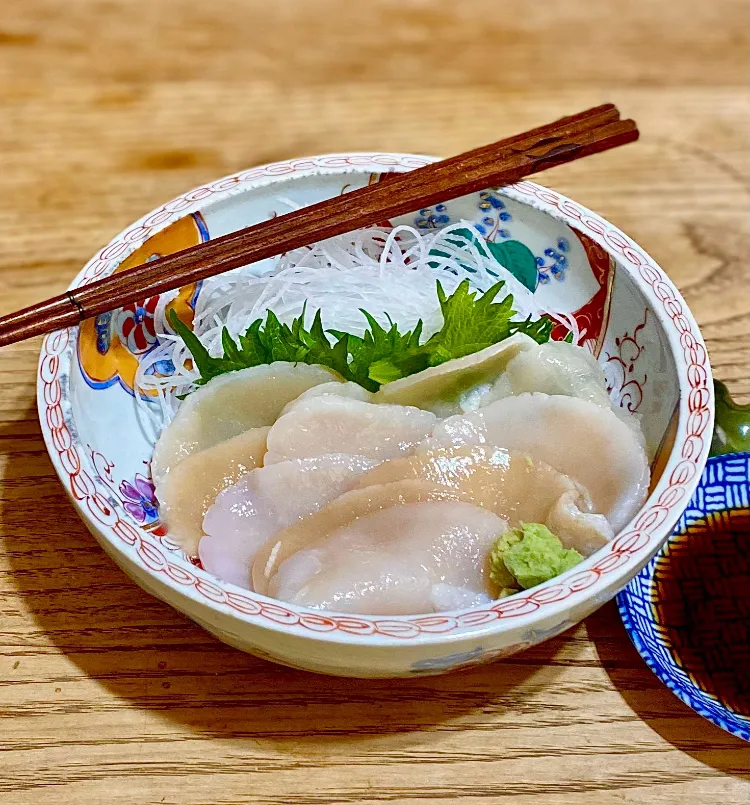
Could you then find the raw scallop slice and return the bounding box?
[431,393,649,532]
[355,444,613,553]
[199,453,377,589]
[253,480,468,593]
[151,362,340,483]
[268,501,507,615]
[485,340,612,408]
[374,333,535,416]
[546,491,614,556]
[263,395,437,465]
[484,340,645,443]
[280,381,374,416]
[155,426,269,555]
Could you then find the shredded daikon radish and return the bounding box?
[135,222,549,435]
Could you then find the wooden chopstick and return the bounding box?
[0,105,637,346]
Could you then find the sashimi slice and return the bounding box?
[485,340,612,408]
[355,444,613,553]
[252,480,468,594]
[151,362,340,483]
[199,453,377,589]
[373,333,536,416]
[430,393,649,531]
[269,501,507,615]
[279,381,374,416]
[263,395,437,465]
[155,426,269,555]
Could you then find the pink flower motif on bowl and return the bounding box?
[119,474,159,526]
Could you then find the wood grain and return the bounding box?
[0,1,748,803]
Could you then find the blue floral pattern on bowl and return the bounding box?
[411,646,485,673]
[415,203,451,230]
[408,619,576,673]
[475,190,513,240]
[618,453,750,742]
[412,192,572,286]
[536,237,570,284]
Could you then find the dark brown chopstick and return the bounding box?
[0,105,637,346]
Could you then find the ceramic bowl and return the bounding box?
[37,153,714,677]
[618,451,750,741]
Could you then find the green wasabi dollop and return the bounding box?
[489,523,584,592]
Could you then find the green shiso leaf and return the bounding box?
[172,279,555,393]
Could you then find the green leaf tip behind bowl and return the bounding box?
[710,379,750,457]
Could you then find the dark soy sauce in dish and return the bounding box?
[653,508,750,717]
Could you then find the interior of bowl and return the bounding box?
[40,154,712,640]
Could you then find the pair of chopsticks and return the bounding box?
[0,104,637,347]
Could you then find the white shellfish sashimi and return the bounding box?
[263,394,437,465]
[268,501,507,615]
[355,444,614,554]
[151,362,340,483]
[485,340,612,408]
[484,339,646,444]
[431,393,650,532]
[546,491,617,557]
[155,425,269,555]
[374,333,536,416]
[279,381,374,415]
[199,453,377,589]
[253,480,469,593]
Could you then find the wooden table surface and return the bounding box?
[1,1,748,803]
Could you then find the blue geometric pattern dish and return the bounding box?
[618,452,750,742]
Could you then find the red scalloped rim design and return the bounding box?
[39,157,712,640]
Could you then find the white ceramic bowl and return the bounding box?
[38,153,714,677]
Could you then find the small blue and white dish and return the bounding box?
[618,383,750,741]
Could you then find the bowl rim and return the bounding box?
[37,151,715,646]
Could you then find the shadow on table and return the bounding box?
[587,602,750,779]
[1,408,569,747]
